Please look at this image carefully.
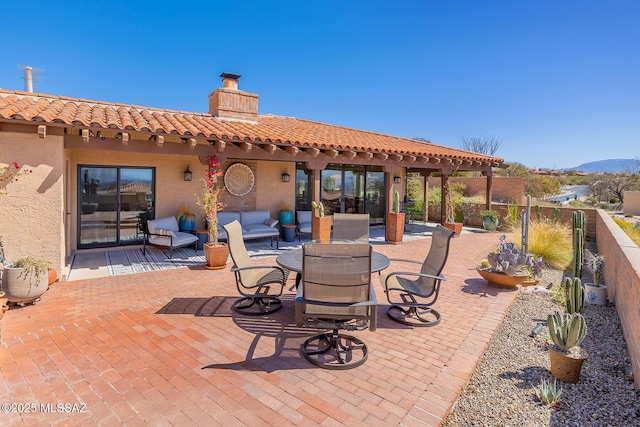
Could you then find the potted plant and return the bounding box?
[310,201,331,243]
[2,256,51,305]
[476,235,544,287]
[547,311,588,383]
[386,190,405,244]
[177,204,196,232]
[195,155,228,270]
[443,182,462,236]
[479,209,499,231]
[279,202,294,235]
[584,249,606,305]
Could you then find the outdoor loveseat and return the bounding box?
[217,210,280,248]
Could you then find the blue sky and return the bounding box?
[1,0,638,169]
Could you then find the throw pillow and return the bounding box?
[264,218,279,228]
[154,228,177,237]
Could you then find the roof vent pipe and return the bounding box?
[25,66,33,93]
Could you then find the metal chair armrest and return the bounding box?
[383,271,445,288]
[387,258,423,265]
[230,265,287,275]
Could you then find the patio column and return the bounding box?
[422,173,429,221]
[441,174,449,225]
[483,169,493,211]
[305,159,327,207]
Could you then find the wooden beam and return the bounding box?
[324,149,338,158]
[156,135,164,148]
[417,156,429,164]
[373,152,388,161]
[286,146,299,156]
[343,150,357,160]
[306,147,320,157]
[405,155,416,163]
[188,138,197,149]
[213,140,225,153]
[115,132,130,145]
[82,129,89,143]
[262,143,277,154]
[37,125,46,138]
[239,141,252,152]
[358,152,373,161]
[388,153,403,162]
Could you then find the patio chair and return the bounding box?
[296,210,312,241]
[380,225,454,327]
[144,216,198,258]
[332,213,370,243]
[223,220,289,315]
[295,243,377,369]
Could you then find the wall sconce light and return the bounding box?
[281,168,290,183]
[183,165,193,181]
[394,174,402,184]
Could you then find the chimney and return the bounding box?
[208,72,259,120]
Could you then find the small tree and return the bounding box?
[461,135,502,156]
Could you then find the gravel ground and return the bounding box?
[442,268,640,427]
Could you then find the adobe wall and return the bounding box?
[426,176,525,204]
[595,210,640,387]
[0,131,65,275]
[623,191,640,216]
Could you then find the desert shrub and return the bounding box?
[517,220,573,270]
[614,217,640,247]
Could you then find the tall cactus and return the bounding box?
[394,190,400,213]
[522,195,531,253]
[563,277,585,314]
[572,210,586,278]
[547,312,587,351]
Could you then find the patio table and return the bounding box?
[276,246,390,288]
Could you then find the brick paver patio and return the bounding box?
[0,231,520,426]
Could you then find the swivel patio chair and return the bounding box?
[295,243,377,369]
[380,225,454,327]
[332,213,370,243]
[224,220,289,315]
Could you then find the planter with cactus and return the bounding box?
[584,249,607,305]
[385,190,405,244]
[311,201,331,243]
[547,312,588,383]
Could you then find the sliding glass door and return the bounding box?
[296,163,385,223]
[78,166,154,248]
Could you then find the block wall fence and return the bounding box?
[595,210,640,387]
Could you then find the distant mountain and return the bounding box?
[563,159,638,173]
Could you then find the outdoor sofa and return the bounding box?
[217,210,280,248]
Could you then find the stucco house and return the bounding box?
[0,72,504,279]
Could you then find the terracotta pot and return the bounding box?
[1,267,48,304]
[549,346,588,384]
[444,222,463,236]
[48,268,57,286]
[385,212,405,244]
[312,216,332,243]
[476,268,529,287]
[203,243,229,270]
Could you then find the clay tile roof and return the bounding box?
[0,89,503,164]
